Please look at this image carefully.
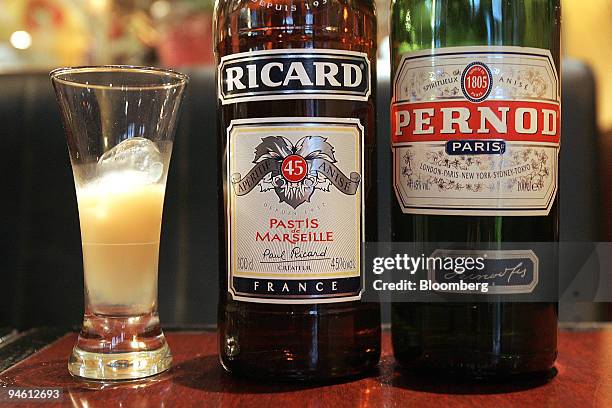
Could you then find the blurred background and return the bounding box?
[0,0,610,328]
[0,0,215,69]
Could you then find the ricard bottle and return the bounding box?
[214,0,380,380]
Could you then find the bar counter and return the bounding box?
[0,325,610,407]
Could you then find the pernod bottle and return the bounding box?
[215,0,380,380]
[390,0,560,377]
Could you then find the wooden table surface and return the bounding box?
[0,328,610,408]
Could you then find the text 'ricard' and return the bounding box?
[218,49,371,104]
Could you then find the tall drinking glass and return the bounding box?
[50,66,188,380]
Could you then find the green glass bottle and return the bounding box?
[390,0,560,378]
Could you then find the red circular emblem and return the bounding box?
[461,62,493,102]
[281,154,307,183]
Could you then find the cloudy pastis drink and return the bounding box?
[53,65,186,380]
[77,175,166,316]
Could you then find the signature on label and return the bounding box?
[443,262,527,284]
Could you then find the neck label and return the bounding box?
[218,49,371,105]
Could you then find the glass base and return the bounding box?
[69,311,172,381]
[68,342,172,381]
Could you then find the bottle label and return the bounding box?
[226,117,364,303]
[391,46,560,216]
[428,249,539,294]
[218,49,371,105]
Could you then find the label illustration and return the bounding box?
[391,46,560,216]
[218,49,371,104]
[227,117,364,303]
